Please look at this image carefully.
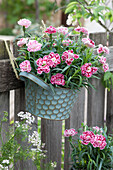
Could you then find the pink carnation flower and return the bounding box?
[82,38,95,48]
[97,44,109,54]
[19,60,31,72]
[44,52,61,67]
[103,63,109,72]
[50,73,65,86]
[80,131,95,145]
[26,40,42,52]
[64,129,78,137]
[98,56,106,64]
[75,26,88,35]
[92,134,106,150]
[17,38,28,47]
[17,18,31,28]
[62,39,73,46]
[36,58,50,74]
[37,65,50,74]
[56,26,68,35]
[81,63,98,78]
[61,50,79,65]
[45,26,56,34]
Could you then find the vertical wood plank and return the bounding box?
[106,89,113,134]
[0,92,9,146]
[64,88,85,170]
[109,32,113,46]
[89,32,107,46]
[87,79,105,127]
[14,87,37,170]
[41,119,62,170]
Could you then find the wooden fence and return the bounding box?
[0,32,113,170]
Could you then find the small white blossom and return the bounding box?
[66,14,73,25]
[0,164,3,168]
[28,131,41,148]
[17,111,35,125]
[15,121,20,127]
[2,160,9,164]
[51,161,57,168]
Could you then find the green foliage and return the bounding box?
[102,71,113,91]
[0,111,57,169]
[0,28,14,36]
[0,0,57,28]
[65,0,113,32]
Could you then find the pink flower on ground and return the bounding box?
[19,60,31,72]
[98,56,106,64]
[62,39,73,46]
[97,44,109,54]
[81,63,98,78]
[80,131,95,145]
[56,26,68,35]
[61,50,79,65]
[82,38,95,48]
[45,26,56,34]
[92,134,107,150]
[26,40,42,52]
[17,18,31,28]
[64,129,78,137]
[74,26,88,35]
[17,38,28,47]
[103,63,109,72]
[50,73,65,86]
[44,52,61,67]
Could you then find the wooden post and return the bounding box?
[41,119,62,170]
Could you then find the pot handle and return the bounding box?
[19,72,51,91]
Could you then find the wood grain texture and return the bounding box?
[0,92,9,147]
[106,89,113,134]
[0,60,24,92]
[87,79,105,127]
[14,87,37,170]
[64,88,85,170]
[0,40,9,59]
[89,32,107,46]
[41,119,62,170]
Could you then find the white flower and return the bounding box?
[51,161,57,168]
[0,164,3,168]
[17,111,35,125]
[66,14,73,25]
[15,121,20,127]
[28,131,41,148]
[2,160,9,164]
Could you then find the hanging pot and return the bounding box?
[19,72,78,120]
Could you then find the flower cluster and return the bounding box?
[17,111,35,125]
[64,124,113,169]
[16,18,110,90]
[80,130,106,150]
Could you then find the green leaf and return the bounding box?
[104,71,112,81]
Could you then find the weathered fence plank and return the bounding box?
[64,88,85,170]
[14,87,37,170]
[0,92,9,146]
[89,32,107,46]
[106,89,113,134]
[87,79,105,127]
[41,119,62,170]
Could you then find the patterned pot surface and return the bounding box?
[20,72,78,120]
